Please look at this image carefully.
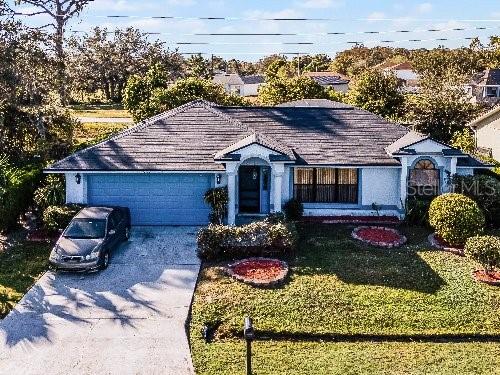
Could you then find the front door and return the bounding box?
[239,166,260,213]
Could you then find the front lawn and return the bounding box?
[190,224,500,374]
[69,103,131,118]
[0,242,51,318]
[74,122,130,145]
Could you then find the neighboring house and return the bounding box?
[468,105,500,161]
[467,69,500,105]
[303,72,350,93]
[212,73,264,96]
[377,61,420,93]
[46,99,489,226]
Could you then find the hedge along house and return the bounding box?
[46,99,490,226]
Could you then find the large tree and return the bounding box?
[1,11,76,164]
[347,69,405,119]
[405,72,478,142]
[68,27,183,102]
[186,54,212,79]
[13,0,94,104]
[258,76,327,106]
[123,64,247,121]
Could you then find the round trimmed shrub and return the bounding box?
[428,193,485,245]
[465,235,500,273]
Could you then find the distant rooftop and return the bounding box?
[213,73,264,85]
[277,99,353,109]
[303,71,350,86]
[471,68,500,86]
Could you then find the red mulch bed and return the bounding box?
[227,258,288,287]
[473,270,500,286]
[428,233,465,256]
[303,216,401,225]
[26,229,59,243]
[352,226,407,248]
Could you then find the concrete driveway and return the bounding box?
[0,227,201,375]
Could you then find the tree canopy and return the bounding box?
[68,27,183,102]
[123,64,247,121]
[258,76,328,106]
[347,69,405,119]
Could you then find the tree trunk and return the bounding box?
[103,79,111,101]
[55,3,67,105]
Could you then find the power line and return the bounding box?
[175,35,486,55]
[14,13,500,23]
[68,25,500,37]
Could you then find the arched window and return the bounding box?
[409,159,440,197]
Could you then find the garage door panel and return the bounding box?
[87,173,213,225]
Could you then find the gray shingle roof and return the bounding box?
[213,73,264,85]
[309,75,350,86]
[47,100,417,172]
[471,68,500,86]
[241,75,265,84]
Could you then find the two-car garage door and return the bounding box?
[87,173,213,225]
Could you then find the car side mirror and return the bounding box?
[108,229,116,236]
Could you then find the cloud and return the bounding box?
[416,2,433,14]
[166,0,197,6]
[367,11,386,22]
[89,0,144,12]
[297,0,343,9]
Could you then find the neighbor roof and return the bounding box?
[471,68,500,86]
[47,100,420,172]
[303,71,350,86]
[468,104,500,129]
[277,99,352,109]
[213,73,264,85]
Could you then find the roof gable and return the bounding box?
[214,133,295,161]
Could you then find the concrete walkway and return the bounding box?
[0,227,201,375]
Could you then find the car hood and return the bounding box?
[55,237,103,256]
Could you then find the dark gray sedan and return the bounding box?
[49,206,131,272]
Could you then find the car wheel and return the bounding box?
[125,227,131,240]
[100,251,110,270]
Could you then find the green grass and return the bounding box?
[0,242,51,318]
[74,122,130,145]
[69,104,131,118]
[190,224,500,374]
[192,340,500,375]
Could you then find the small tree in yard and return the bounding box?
[465,235,500,275]
[204,187,228,225]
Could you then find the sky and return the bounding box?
[9,0,500,60]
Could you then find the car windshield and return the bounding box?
[63,219,106,239]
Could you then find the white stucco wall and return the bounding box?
[361,168,400,208]
[65,173,87,204]
[325,83,349,93]
[476,119,500,161]
[241,83,261,96]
